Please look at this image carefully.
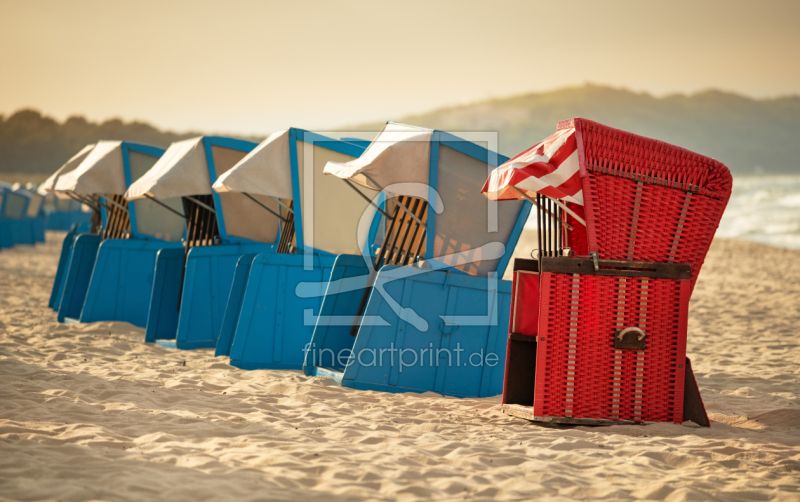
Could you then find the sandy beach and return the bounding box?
[1,232,799,502]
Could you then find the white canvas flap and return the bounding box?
[126,137,209,200]
[39,144,95,196]
[213,130,294,200]
[323,123,432,199]
[54,141,127,195]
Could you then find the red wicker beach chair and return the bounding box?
[483,118,732,426]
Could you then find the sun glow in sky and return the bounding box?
[1,0,799,135]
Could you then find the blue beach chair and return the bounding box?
[23,185,47,244]
[6,184,46,246]
[42,144,96,232]
[52,141,184,325]
[210,129,377,369]
[125,136,278,349]
[302,123,532,398]
[0,184,31,249]
[43,144,98,308]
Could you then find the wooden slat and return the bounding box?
[349,196,428,337]
[540,257,692,279]
[102,194,131,240]
[277,200,295,254]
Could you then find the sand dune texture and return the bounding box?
[1,233,799,501]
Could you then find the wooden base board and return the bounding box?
[502,358,711,427]
[501,404,637,426]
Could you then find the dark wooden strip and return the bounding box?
[501,404,638,426]
[513,258,539,273]
[540,257,691,279]
[508,333,537,342]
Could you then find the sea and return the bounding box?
[717,175,800,249]
[523,175,800,250]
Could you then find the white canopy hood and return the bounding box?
[125,137,209,200]
[212,130,293,199]
[323,123,432,199]
[54,141,127,195]
[39,143,95,197]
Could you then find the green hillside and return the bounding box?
[353,84,800,174]
[2,84,799,180]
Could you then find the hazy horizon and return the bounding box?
[2,0,799,135]
[4,83,800,138]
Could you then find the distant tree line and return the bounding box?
[0,110,259,178]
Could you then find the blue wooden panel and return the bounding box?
[228,253,337,370]
[144,248,185,343]
[339,266,512,398]
[49,230,82,309]
[11,218,35,245]
[80,239,184,327]
[175,243,274,350]
[214,254,258,357]
[302,254,373,374]
[57,234,102,322]
[32,216,46,243]
[45,210,92,231]
[0,220,14,248]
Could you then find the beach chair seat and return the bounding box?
[483,118,731,425]
[502,256,708,425]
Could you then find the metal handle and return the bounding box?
[617,327,645,341]
[614,327,647,350]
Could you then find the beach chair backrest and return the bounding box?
[25,191,44,218]
[102,194,132,239]
[2,190,30,219]
[207,141,280,245]
[566,119,732,287]
[212,129,374,256]
[127,146,185,242]
[292,130,376,255]
[433,139,528,276]
[324,123,531,278]
[375,195,427,268]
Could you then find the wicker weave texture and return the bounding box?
[563,118,732,290]
[583,173,727,289]
[533,271,690,423]
[561,118,732,200]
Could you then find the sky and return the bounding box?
[1,0,799,135]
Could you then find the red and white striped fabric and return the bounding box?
[481,127,583,205]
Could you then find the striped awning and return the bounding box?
[481,127,583,205]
